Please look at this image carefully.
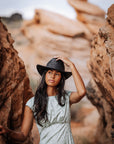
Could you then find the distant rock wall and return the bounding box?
[0,19,33,144]
[86,4,114,144]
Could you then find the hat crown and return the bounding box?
[36,58,72,79]
[46,58,65,72]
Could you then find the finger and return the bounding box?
[54,57,61,61]
[54,56,62,61]
[56,58,63,61]
[53,56,65,62]
[53,55,59,58]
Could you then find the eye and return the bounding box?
[56,73,61,76]
[48,70,52,74]
[56,73,59,75]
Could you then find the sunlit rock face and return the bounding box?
[0,19,33,144]
[86,4,114,144]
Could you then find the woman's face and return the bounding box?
[45,70,61,87]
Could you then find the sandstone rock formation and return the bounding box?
[0,19,33,144]
[86,4,114,144]
[68,0,105,34]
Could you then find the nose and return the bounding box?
[51,73,55,79]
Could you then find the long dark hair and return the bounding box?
[34,70,66,126]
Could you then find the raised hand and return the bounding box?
[54,56,73,67]
[54,55,86,105]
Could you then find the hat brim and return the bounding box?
[36,64,72,79]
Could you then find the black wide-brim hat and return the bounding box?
[36,58,72,79]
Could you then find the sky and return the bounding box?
[0,0,114,20]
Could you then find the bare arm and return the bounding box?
[55,56,86,105]
[0,106,34,142]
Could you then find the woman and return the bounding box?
[0,56,86,144]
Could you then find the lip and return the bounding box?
[48,80,55,83]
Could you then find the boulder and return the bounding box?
[76,12,105,27]
[22,9,92,39]
[68,0,105,16]
[67,0,105,35]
